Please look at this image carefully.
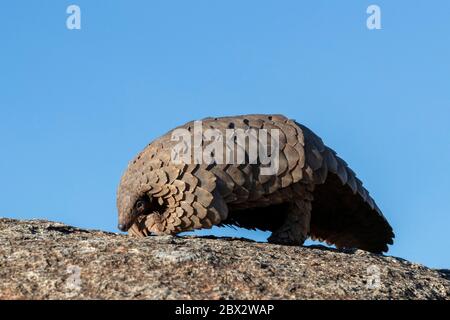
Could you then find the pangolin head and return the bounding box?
[117,193,151,232]
[116,164,164,235]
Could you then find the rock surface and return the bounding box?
[0,218,448,300]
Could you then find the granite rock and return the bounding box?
[0,218,448,300]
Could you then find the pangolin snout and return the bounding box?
[117,213,137,232]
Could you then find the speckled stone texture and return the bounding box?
[0,218,448,300]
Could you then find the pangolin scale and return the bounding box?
[117,114,394,253]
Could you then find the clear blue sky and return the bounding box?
[1,1,449,268]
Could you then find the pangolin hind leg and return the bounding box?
[267,199,312,246]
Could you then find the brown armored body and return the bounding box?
[117,114,394,253]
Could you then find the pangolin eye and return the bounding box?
[136,200,145,211]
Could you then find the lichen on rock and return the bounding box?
[0,218,448,300]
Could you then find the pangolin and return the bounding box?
[117,114,394,253]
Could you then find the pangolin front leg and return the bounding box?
[267,198,312,246]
